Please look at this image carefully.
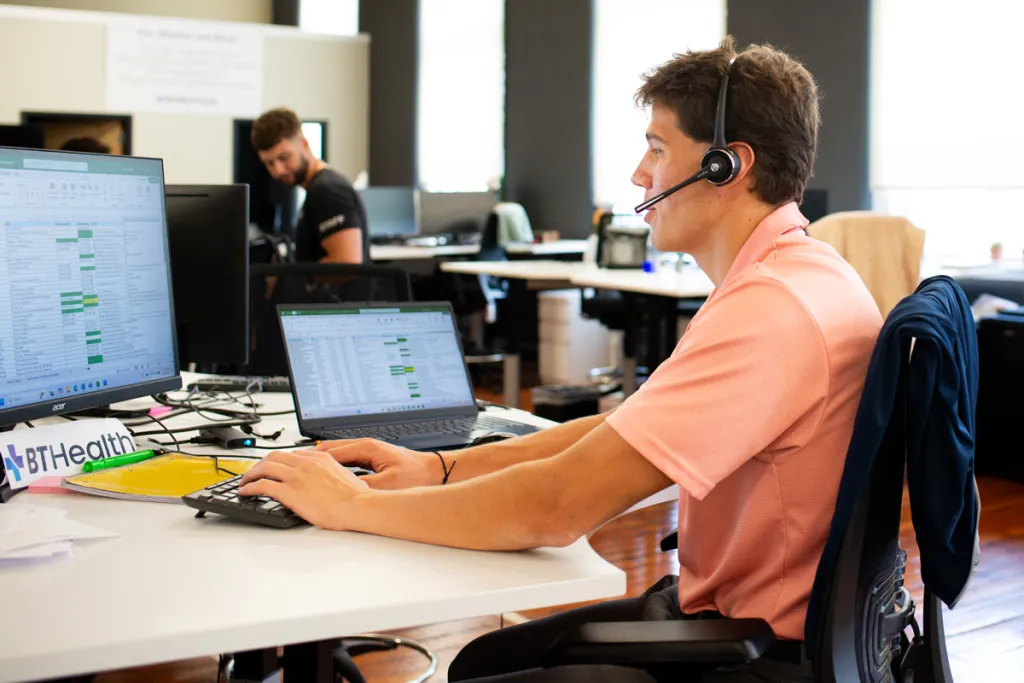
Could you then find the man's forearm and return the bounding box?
[443,410,612,484]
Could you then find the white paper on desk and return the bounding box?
[1,418,136,489]
[0,504,118,558]
[0,541,73,567]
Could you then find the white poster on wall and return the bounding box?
[105,16,263,117]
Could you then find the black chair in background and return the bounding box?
[244,262,412,377]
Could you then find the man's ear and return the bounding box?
[729,142,756,187]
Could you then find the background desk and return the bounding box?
[569,266,714,299]
[504,239,589,260]
[440,259,587,286]
[370,243,480,261]
[371,240,590,263]
[571,267,714,394]
[0,384,626,683]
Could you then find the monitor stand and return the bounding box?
[68,406,115,418]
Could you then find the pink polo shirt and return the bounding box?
[606,202,882,640]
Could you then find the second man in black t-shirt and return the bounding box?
[251,107,370,264]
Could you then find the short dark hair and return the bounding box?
[60,137,111,154]
[636,36,820,205]
[251,107,302,151]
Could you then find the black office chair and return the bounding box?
[544,284,977,682]
[244,262,412,377]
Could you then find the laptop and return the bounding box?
[277,302,540,450]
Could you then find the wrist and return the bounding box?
[409,450,445,486]
[430,450,457,485]
[329,488,371,532]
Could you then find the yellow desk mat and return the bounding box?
[62,453,257,503]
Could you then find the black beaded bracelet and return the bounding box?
[434,450,457,485]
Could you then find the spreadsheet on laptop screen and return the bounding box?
[280,306,475,420]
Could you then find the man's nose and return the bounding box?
[632,165,652,189]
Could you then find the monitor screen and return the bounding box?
[360,187,419,237]
[279,305,475,421]
[0,147,180,427]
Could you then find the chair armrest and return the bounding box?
[541,618,774,668]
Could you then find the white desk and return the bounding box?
[439,261,715,299]
[0,380,627,683]
[504,239,589,257]
[570,266,715,299]
[372,240,588,262]
[440,259,587,285]
[370,243,480,261]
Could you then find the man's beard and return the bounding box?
[288,156,311,187]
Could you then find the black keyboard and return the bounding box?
[182,475,306,529]
[188,375,292,393]
[322,414,520,442]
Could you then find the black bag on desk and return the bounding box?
[975,312,1024,482]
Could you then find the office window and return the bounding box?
[417,0,504,192]
[299,0,359,36]
[871,0,1024,262]
[592,0,726,211]
[294,121,325,208]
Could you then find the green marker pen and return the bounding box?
[82,449,157,473]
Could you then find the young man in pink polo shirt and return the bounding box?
[241,37,882,682]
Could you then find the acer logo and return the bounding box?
[52,403,66,412]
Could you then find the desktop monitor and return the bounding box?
[419,191,497,236]
[233,118,327,238]
[0,125,45,150]
[800,189,828,224]
[0,146,181,429]
[360,187,420,237]
[165,184,250,368]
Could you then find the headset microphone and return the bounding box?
[635,55,741,214]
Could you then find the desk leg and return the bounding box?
[622,356,637,396]
[230,648,281,682]
[280,640,335,683]
[503,352,521,408]
[622,313,638,397]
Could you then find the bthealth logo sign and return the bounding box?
[1,419,136,488]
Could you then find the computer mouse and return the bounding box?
[470,431,519,446]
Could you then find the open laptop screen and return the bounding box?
[278,305,476,421]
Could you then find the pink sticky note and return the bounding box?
[27,476,72,494]
[149,405,174,418]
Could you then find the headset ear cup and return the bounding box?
[701,147,741,185]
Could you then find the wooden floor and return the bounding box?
[91,387,1024,682]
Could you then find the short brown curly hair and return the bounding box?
[251,107,302,151]
[636,36,820,205]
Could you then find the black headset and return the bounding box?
[635,55,741,214]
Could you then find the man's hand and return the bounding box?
[238,450,369,529]
[314,439,441,489]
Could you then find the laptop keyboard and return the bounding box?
[322,414,521,442]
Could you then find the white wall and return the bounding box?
[0,5,369,185]
[0,0,272,23]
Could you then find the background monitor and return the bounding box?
[419,191,497,236]
[800,189,828,224]
[165,184,250,369]
[233,118,327,241]
[0,124,45,150]
[0,146,181,428]
[361,187,419,237]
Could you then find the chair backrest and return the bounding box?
[807,212,925,317]
[806,277,976,683]
[245,262,412,376]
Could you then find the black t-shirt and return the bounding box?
[294,168,370,263]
